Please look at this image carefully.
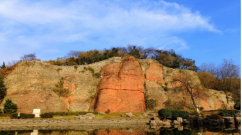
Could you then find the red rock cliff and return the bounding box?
[95,57,146,113]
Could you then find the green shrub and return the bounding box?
[164,87,168,91]
[158,109,172,119]
[189,111,199,116]
[218,110,237,117]
[40,113,53,118]
[53,77,71,97]
[10,113,35,119]
[53,88,71,97]
[201,112,204,117]
[206,114,222,119]
[146,99,158,110]
[87,67,95,74]
[94,73,101,78]
[3,99,17,114]
[171,110,189,119]
[74,65,78,71]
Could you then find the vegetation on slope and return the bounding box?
[46,45,198,71]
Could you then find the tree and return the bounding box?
[64,50,82,58]
[3,99,17,114]
[173,73,207,113]
[21,53,37,61]
[0,75,7,103]
[1,62,5,69]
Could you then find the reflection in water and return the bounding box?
[0,128,240,135]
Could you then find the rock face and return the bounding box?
[146,63,165,85]
[0,58,122,113]
[0,57,235,113]
[95,57,146,112]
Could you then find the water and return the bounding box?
[0,127,240,135]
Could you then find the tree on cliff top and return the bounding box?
[173,73,208,113]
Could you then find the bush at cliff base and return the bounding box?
[40,113,53,118]
[171,110,189,119]
[3,99,17,114]
[10,113,35,119]
[206,114,222,119]
[158,109,172,119]
[218,110,238,117]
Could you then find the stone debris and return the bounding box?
[74,113,95,120]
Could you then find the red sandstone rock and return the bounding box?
[146,63,165,84]
[95,57,146,112]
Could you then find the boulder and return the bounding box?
[86,113,95,118]
[235,117,241,125]
[173,120,179,125]
[177,117,183,125]
[223,117,235,125]
[126,112,133,117]
[98,112,106,115]
[154,116,161,121]
[183,119,190,125]
[235,113,241,117]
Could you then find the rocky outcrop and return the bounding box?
[0,57,235,113]
[0,58,122,113]
[146,63,165,85]
[94,57,146,113]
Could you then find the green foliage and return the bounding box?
[107,109,110,114]
[0,62,5,69]
[158,109,172,119]
[87,67,95,74]
[146,99,158,110]
[3,99,17,114]
[74,65,78,71]
[218,110,238,117]
[206,114,222,119]
[53,77,71,97]
[39,130,53,134]
[10,113,35,119]
[171,110,189,119]
[189,111,199,116]
[94,72,101,78]
[201,112,204,117]
[47,46,197,71]
[56,68,62,73]
[53,88,71,97]
[164,86,168,91]
[0,75,7,102]
[164,99,184,110]
[40,113,53,118]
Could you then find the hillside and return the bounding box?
[0,57,234,113]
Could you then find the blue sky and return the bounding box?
[0,0,240,67]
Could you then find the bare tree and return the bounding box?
[21,53,37,61]
[64,50,82,59]
[219,59,240,79]
[199,59,240,79]
[173,73,208,113]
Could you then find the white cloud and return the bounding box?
[0,0,219,63]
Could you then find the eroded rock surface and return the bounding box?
[146,63,165,85]
[95,57,146,112]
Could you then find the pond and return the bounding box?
[0,126,240,135]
